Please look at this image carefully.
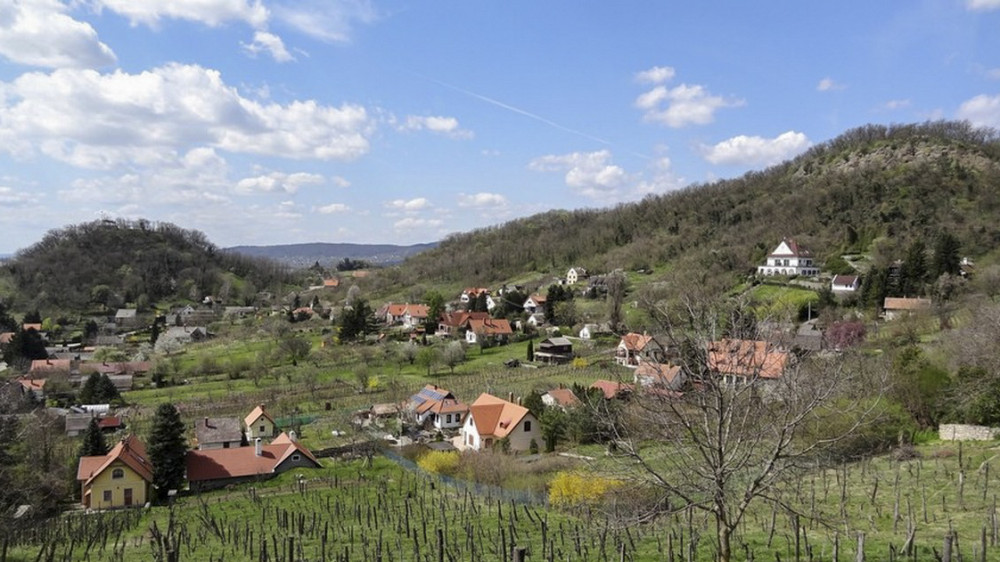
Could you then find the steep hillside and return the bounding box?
[398,121,1000,289]
[226,242,437,268]
[4,219,294,311]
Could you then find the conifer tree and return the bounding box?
[79,417,108,457]
[147,403,187,500]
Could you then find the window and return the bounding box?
[259,425,266,433]
[445,414,452,423]
[292,454,301,461]
[524,420,532,432]
[103,490,112,503]
[223,442,230,448]
[112,468,125,479]
[455,414,461,423]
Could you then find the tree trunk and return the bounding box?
[718,524,732,562]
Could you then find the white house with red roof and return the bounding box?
[460,393,540,452]
[615,333,665,367]
[464,317,513,345]
[377,303,430,328]
[408,384,469,430]
[831,274,860,293]
[757,238,820,277]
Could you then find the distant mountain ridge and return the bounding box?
[226,242,437,268]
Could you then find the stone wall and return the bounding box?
[938,423,1000,441]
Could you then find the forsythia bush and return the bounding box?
[548,471,620,506]
[417,451,460,475]
[571,357,588,369]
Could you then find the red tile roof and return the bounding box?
[544,388,580,408]
[635,362,683,386]
[244,404,275,429]
[15,376,46,392]
[77,434,153,486]
[707,340,788,379]
[468,393,531,439]
[467,317,512,336]
[439,311,490,328]
[29,359,72,374]
[619,332,655,352]
[591,380,634,399]
[883,297,932,311]
[185,435,319,482]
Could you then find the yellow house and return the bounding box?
[244,404,277,441]
[76,434,153,509]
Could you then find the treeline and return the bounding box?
[6,219,295,311]
[398,121,1000,288]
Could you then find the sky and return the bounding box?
[1,1,999,253]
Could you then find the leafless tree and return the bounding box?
[601,295,889,562]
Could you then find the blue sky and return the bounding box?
[0,1,999,253]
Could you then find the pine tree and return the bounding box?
[97,374,121,403]
[79,417,108,457]
[527,340,534,361]
[147,403,187,500]
[931,232,962,279]
[78,372,102,404]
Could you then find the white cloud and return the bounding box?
[242,31,294,62]
[95,0,269,28]
[386,197,430,211]
[329,176,350,188]
[0,63,374,168]
[0,0,116,68]
[0,185,37,206]
[883,99,912,110]
[316,203,350,214]
[957,94,1000,128]
[635,66,675,84]
[986,68,1000,80]
[701,131,811,167]
[967,0,1000,10]
[235,171,323,194]
[394,217,442,230]
[635,83,744,128]
[270,0,378,43]
[530,150,630,199]
[634,154,685,196]
[817,77,846,91]
[275,200,302,219]
[403,115,473,139]
[457,192,507,208]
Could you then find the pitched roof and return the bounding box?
[768,238,811,258]
[883,297,932,311]
[195,417,243,445]
[619,332,655,352]
[0,332,13,345]
[185,438,320,482]
[77,434,153,486]
[468,393,531,439]
[15,376,46,392]
[543,388,580,408]
[98,416,123,429]
[409,385,467,415]
[831,274,859,286]
[635,362,683,387]
[526,294,547,304]
[22,323,42,332]
[323,278,340,287]
[244,404,275,429]
[29,359,72,374]
[707,339,789,379]
[591,379,634,399]
[462,287,490,297]
[80,361,152,375]
[115,309,137,319]
[439,311,490,328]
[380,303,430,320]
[467,318,513,336]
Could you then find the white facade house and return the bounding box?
[831,275,860,293]
[523,295,546,314]
[460,393,541,452]
[757,239,820,277]
[566,267,589,285]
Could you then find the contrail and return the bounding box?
[424,76,613,146]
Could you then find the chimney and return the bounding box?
[508,391,514,403]
[204,417,209,427]
[254,438,262,457]
[288,430,297,442]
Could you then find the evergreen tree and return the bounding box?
[147,403,187,500]
[339,299,376,341]
[150,321,160,345]
[900,240,928,296]
[527,340,534,361]
[97,374,121,403]
[79,417,108,457]
[931,232,962,279]
[474,291,489,313]
[78,373,101,404]
[423,290,445,334]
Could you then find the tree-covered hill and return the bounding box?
[5,219,294,311]
[398,121,1000,289]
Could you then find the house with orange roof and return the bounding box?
[76,434,153,509]
[244,404,277,441]
[523,294,547,314]
[29,358,75,376]
[591,379,634,400]
[634,362,685,391]
[437,311,490,337]
[22,323,42,333]
[185,432,321,492]
[460,393,540,452]
[707,339,789,385]
[460,288,490,304]
[882,297,932,321]
[757,238,820,277]
[464,317,513,345]
[615,333,665,367]
[377,303,430,328]
[408,384,468,430]
[541,387,580,410]
[323,278,340,288]
[15,376,46,400]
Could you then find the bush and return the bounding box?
[417,451,460,476]
[548,471,621,506]
[806,398,916,462]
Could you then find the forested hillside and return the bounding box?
[5,219,294,311]
[400,121,1000,288]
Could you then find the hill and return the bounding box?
[398,121,1000,294]
[226,242,437,268]
[4,219,294,312]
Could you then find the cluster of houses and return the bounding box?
[76,404,321,509]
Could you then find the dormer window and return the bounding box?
[524,420,532,432]
[112,468,125,479]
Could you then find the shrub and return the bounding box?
[548,471,621,506]
[417,451,460,476]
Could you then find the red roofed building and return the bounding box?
[29,359,74,376]
[757,238,819,277]
[408,384,468,430]
[634,362,685,391]
[377,303,430,328]
[76,434,153,509]
[707,339,789,384]
[185,432,321,492]
[541,387,580,410]
[16,376,46,400]
[437,311,490,337]
[464,318,513,345]
[591,379,634,400]
[461,393,540,452]
[615,333,665,367]
[244,404,277,441]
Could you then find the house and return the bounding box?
[757,238,820,277]
[831,275,860,293]
[408,384,468,430]
[579,323,611,340]
[377,303,430,328]
[460,393,541,452]
[526,313,546,328]
[185,432,321,492]
[541,387,580,410]
[634,362,684,390]
[590,380,633,400]
[465,318,513,345]
[195,417,244,450]
[566,267,589,285]
[223,306,257,318]
[76,434,153,509]
[323,278,340,288]
[523,294,547,314]
[460,288,490,305]
[161,326,209,345]
[30,359,75,376]
[437,311,490,337]
[15,376,46,400]
[244,404,277,441]
[615,333,666,367]
[882,297,932,320]
[114,309,138,328]
[707,339,789,385]
[534,337,574,364]
[794,320,824,352]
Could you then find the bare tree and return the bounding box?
[602,295,889,562]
